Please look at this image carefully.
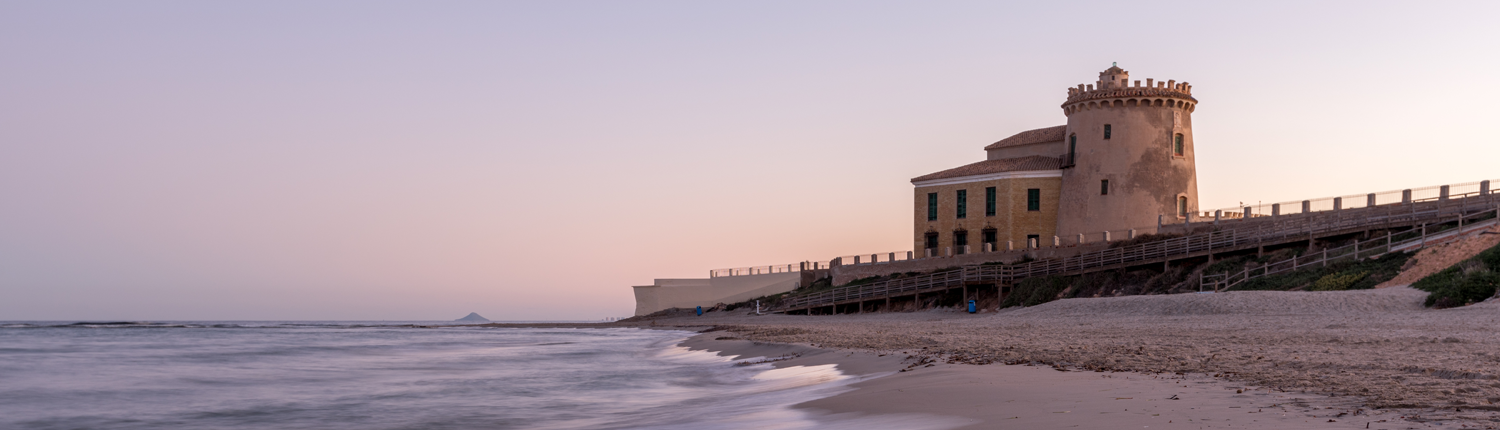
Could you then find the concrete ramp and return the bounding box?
[632,272,799,316]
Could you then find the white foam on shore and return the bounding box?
[645,338,967,430]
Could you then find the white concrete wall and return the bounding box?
[632,272,800,316]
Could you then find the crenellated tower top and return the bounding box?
[1062,64,1197,116]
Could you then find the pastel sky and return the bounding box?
[3,1,1497,321]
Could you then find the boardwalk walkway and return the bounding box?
[778,192,1500,314]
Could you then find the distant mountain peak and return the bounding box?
[454,312,490,322]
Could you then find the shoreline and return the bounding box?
[681,331,1408,429]
[478,285,1500,428]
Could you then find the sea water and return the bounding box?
[0,322,964,430]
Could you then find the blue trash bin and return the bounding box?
[967,300,976,314]
[696,306,703,316]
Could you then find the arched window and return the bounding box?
[1103,124,1111,140]
[1173,134,1184,156]
[1178,196,1189,218]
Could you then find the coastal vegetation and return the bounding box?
[1411,241,1500,308]
[1223,250,1412,292]
[997,238,1420,309]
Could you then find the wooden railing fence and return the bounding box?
[780,193,1499,311]
[1199,207,1500,292]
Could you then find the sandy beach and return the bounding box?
[636,285,1500,429]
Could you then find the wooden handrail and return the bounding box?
[782,194,1498,310]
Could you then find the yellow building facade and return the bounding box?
[912,156,1062,255]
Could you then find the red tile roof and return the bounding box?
[983,125,1066,151]
[910,155,1063,183]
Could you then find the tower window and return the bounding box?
[954,230,969,254]
[982,228,997,247]
[1101,179,1109,195]
[1173,134,1184,156]
[1027,189,1041,211]
[1067,134,1077,166]
[1178,196,1189,218]
[985,187,996,216]
[925,232,939,250]
[927,193,938,221]
[956,190,967,219]
[1103,124,1111,140]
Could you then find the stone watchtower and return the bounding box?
[1055,64,1200,236]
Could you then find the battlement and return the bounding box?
[1066,78,1193,100]
[1061,78,1197,116]
[1061,66,1197,114]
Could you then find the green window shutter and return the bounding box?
[927,193,938,221]
[956,190,967,219]
[985,187,996,216]
[1027,189,1041,211]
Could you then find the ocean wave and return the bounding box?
[0,326,961,430]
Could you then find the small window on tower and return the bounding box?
[1178,196,1189,218]
[1103,124,1111,140]
[1027,189,1041,211]
[1101,180,1109,195]
[1067,135,1077,166]
[1173,134,1185,156]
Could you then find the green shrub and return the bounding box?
[1230,251,1411,292]
[1413,242,1500,308]
[1310,271,1368,291]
